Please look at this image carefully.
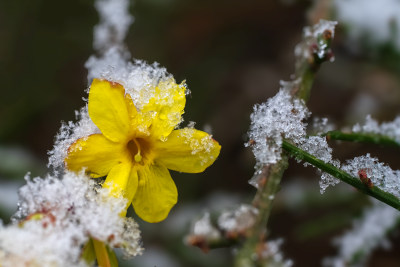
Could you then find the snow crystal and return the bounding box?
[246,21,339,191]
[48,106,100,172]
[50,0,189,170]
[300,136,341,193]
[258,239,293,267]
[334,0,400,52]
[86,0,179,111]
[246,87,341,193]
[295,19,337,68]
[188,212,221,241]
[177,127,219,166]
[247,88,310,166]
[311,117,335,135]
[5,1,149,265]
[353,115,400,145]
[0,172,142,266]
[323,200,400,267]
[93,0,133,52]
[217,204,258,234]
[86,51,176,110]
[342,154,400,199]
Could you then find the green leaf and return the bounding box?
[81,238,96,265]
[106,244,119,267]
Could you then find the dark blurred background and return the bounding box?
[1,0,400,266]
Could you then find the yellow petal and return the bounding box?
[88,79,136,142]
[140,79,186,140]
[132,164,177,223]
[65,134,129,178]
[103,162,138,215]
[154,129,221,173]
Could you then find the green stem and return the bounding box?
[234,157,289,267]
[324,131,400,148]
[233,21,336,267]
[282,140,400,210]
[298,68,315,102]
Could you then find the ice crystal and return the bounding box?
[247,88,310,166]
[246,87,341,193]
[334,0,400,51]
[300,136,341,193]
[48,106,100,172]
[342,154,400,198]
[217,204,258,233]
[86,51,176,110]
[50,0,192,170]
[177,127,219,166]
[93,0,133,52]
[295,19,337,69]
[5,1,146,265]
[353,115,400,144]
[188,212,221,242]
[258,239,293,267]
[0,172,143,266]
[86,0,179,111]
[311,117,335,135]
[324,200,400,267]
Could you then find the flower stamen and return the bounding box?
[132,139,142,163]
[128,139,143,163]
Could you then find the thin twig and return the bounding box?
[234,157,289,266]
[233,20,337,267]
[324,131,400,148]
[282,140,400,210]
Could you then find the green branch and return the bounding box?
[324,131,400,148]
[282,140,400,210]
[234,157,289,267]
[233,20,337,267]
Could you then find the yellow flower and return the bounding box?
[65,79,221,223]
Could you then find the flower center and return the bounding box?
[127,138,150,164]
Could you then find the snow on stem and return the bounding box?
[234,20,337,267]
[281,140,400,210]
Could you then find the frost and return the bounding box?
[217,204,258,234]
[0,172,143,266]
[319,172,341,194]
[48,106,100,172]
[5,1,144,265]
[93,0,134,52]
[178,128,219,166]
[187,212,221,242]
[334,0,400,51]
[246,87,341,193]
[86,0,177,110]
[50,0,190,169]
[258,239,293,267]
[353,115,400,144]
[311,117,335,135]
[342,154,400,198]
[299,136,340,193]
[295,19,337,68]
[86,52,176,110]
[323,200,400,267]
[247,88,310,166]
